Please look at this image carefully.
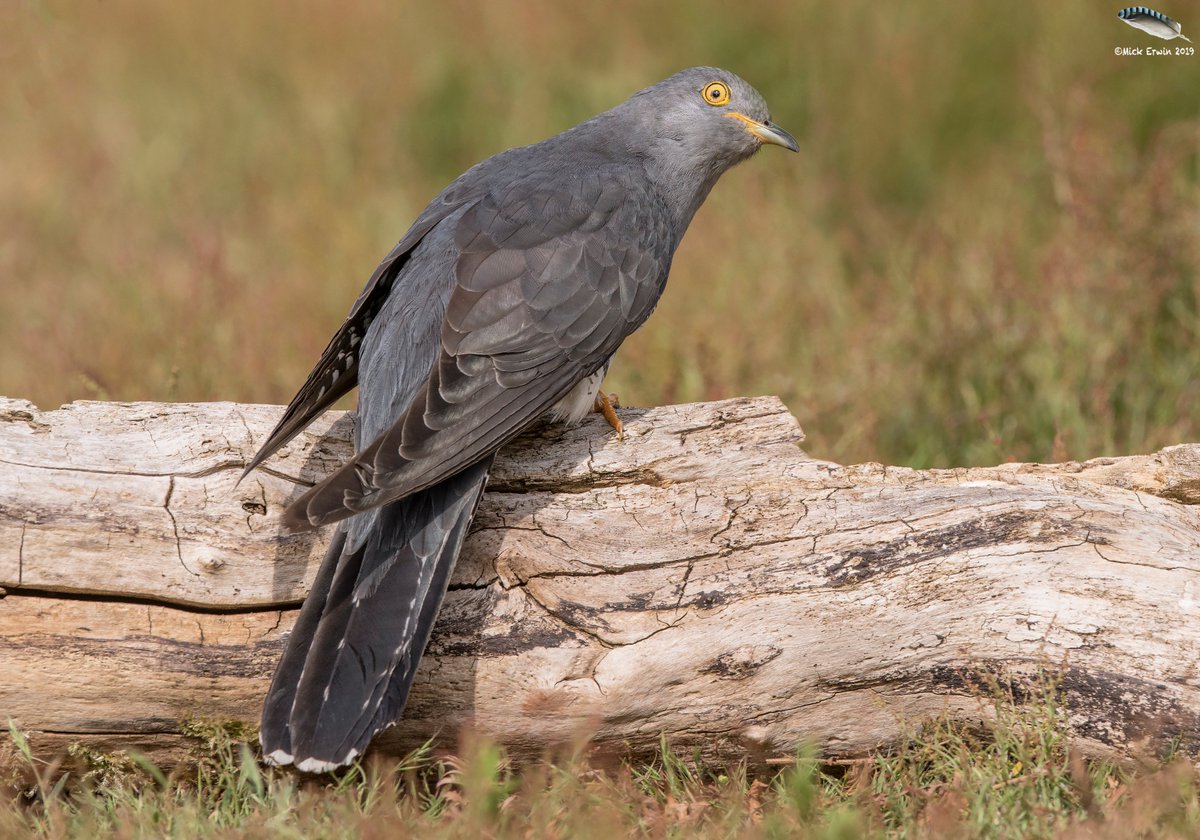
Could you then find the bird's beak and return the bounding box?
[726,113,799,152]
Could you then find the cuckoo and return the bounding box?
[242,66,797,772]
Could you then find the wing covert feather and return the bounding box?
[285,169,672,529]
[241,183,480,478]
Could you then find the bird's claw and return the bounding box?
[593,390,624,440]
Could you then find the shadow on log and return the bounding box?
[1,395,1199,767]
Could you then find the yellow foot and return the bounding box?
[593,390,624,440]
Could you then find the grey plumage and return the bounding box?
[244,66,797,773]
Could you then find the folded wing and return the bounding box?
[286,168,672,530]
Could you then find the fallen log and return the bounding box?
[1,395,1198,768]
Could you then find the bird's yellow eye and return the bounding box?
[701,81,730,106]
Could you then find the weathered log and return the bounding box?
[1,395,1199,768]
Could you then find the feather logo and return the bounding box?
[1118,6,1192,42]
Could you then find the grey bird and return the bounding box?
[242,66,797,773]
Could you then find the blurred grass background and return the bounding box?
[1,0,1196,468]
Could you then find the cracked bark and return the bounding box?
[1,395,1200,768]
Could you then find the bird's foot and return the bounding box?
[593,390,624,440]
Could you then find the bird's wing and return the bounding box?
[285,168,672,529]
[238,188,478,479]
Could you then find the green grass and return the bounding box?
[3,675,1198,838]
[1,0,1196,468]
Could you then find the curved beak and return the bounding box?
[727,113,799,152]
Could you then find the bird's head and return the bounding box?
[625,66,797,174]
[608,67,796,226]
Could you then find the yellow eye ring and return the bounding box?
[701,81,730,106]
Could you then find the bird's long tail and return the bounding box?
[260,457,492,772]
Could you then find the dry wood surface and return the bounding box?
[1,395,1198,767]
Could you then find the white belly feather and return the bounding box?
[548,367,607,426]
